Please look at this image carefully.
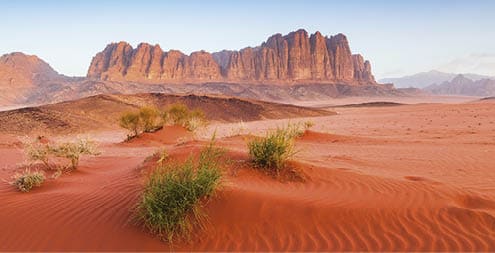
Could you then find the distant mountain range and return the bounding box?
[424,74,495,96]
[379,70,493,89]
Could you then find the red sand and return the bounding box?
[1,101,495,251]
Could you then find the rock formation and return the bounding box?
[0,52,61,87]
[87,29,376,85]
[0,30,395,107]
[0,52,65,105]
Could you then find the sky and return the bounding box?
[1,0,494,79]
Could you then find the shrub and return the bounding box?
[184,115,205,132]
[156,149,169,165]
[139,106,163,133]
[26,140,51,169]
[248,126,296,173]
[167,103,208,132]
[120,104,208,138]
[167,103,190,126]
[304,120,315,129]
[11,169,45,192]
[186,109,207,132]
[286,122,305,138]
[49,139,99,169]
[136,140,223,242]
[285,121,316,138]
[25,138,99,171]
[119,111,141,139]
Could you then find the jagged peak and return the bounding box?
[87,29,375,85]
[311,31,324,38]
[329,33,348,42]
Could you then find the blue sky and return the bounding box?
[1,0,494,78]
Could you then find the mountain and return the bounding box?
[424,74,495,96]
[0,52,68,105]
[87,29,376,85]
[379,70,492,88]
[0,30,403,108]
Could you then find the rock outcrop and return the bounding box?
[0,52,65,106]
[0,52,61,87]
[87,29,376,85]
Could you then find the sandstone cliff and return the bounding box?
[87,29,376,85]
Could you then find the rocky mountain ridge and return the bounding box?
[379,70,493,89]
[87,29,376,85]
[0,29,400,108]
[424,74,495,96]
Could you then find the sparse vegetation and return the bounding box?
[156,149,169,165]
[25,138,99,171]
[248,125,297,173]
[284,121,315,138]
[304,120,315,129]
[119,104,208,140]
[11,169,45,192]
[49,139,100,169]
[26,140,51,169]
[228,120,248,137]
[139,106,163,133]
[167,103,208,132]
[119,111,142,139]
[183,113,205,132]
[167,103,190,126]
[136,139,224,242]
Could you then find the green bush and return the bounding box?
[167,103,208,132]
[139,106,163,133]
[119,111,141,139]
[248,126,296,173]
[167,103,190,126]
[119,104,207,139]
[12,169,45,192]
[26,140,51,169]
[25,138,99,171]
[49,139,100,169]
[136,140,223,242]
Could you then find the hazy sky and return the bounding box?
[2,0,494,79]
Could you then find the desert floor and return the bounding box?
[1,97,495,251]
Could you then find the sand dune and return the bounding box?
[1,101,494,251]
[0,93,333,135]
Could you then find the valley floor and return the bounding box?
[1,99,495,251]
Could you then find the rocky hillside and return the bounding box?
[424,74,495,96]
[0,52,68,105]
[87,29,376,85]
